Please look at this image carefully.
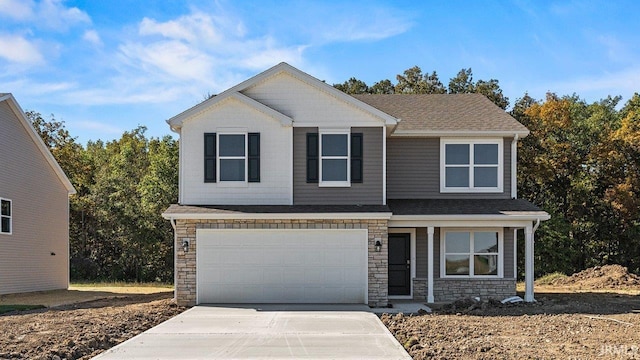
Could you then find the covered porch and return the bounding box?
[387,199,550,303]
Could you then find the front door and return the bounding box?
[388,233,411,296]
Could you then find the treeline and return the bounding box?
[29,113,178,282]
[28,65,640,282]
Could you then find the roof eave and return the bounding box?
[161,212,393,220]
[390,129,530,137]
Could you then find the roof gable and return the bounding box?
[0,93,76,194]
[168,92,293,131]
[354,93,529,137]
[167,63,398,130]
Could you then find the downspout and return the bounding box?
[511,134,519,199]
[533,217,540,233]
[170,218,177,301]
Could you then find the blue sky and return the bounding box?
[1,0,639,144]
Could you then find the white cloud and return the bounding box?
[119,40,213,81]
[532,67,640,101]
[82,29,102,46]
[0,0,34,20]
[37,0,90,30]
[0,34,43,64]
[0,0,90,30]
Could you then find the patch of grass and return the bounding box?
[0,304,45,314]
[70,281,172,288]
[536,272,568,285]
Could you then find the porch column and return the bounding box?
[524,224,535,302]
[427,226,434,303]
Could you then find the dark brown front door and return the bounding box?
[388,233,411,296]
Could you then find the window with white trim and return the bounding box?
[218,133,247,182]
[1,198,11,235]
[442,230,502,277]
[441,139,503,192]
[319,131,350,187]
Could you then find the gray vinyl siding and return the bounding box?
[503,228,514,279]
[386,137,512,199]
[293,127,384,205]
[416,228,427,278]
[0,101,69,295]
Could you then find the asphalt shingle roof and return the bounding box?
[164,204,391,215]
[387,198,545,216]
[352,93,528,134]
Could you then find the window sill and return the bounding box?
[217,181,249,188]
[318,181,351,188]
[440,187,503,193]
[440,275,502,279]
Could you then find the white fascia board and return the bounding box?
[389,213,550,228]
[1,94,76,195]
[167,92,292,130]
[390,130,530,138]
[162,212,393,220]
[224,62,399,126]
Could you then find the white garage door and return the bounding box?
[196,229,368,304]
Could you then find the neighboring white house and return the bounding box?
[0,93,76,295]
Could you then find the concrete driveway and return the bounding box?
[93,304,411,359]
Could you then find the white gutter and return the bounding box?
[533,217,541,232]
[390,213,550,222]
[511,134,519,199]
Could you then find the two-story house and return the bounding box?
[162,63,549,307]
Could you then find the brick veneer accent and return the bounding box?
[173,218,389,307]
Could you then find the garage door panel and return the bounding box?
[196,229,367,304]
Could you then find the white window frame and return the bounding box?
[1,198,12,235]
[319,130,351,187]
[440,138,503,193]
[440,228,503,278]
[217,132,248,183]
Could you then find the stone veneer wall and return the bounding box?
[412,278,516,302]
[433,279,516,302]
[173,218,388,307]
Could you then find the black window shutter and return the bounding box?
[351,133,363,183]
[204,133,216,182]
[306,133,319,183]
[248,133,260,182]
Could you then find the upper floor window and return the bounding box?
[204,133,260,183]
[320,132,350,187]
[1,198,11,235]
[307,130,363,187]
[442,229,502,277]
[440,139,503,193]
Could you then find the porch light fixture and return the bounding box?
[182,239,190,253]
[374,240,382,252]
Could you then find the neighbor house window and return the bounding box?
[442,230,502,277]
[1,198,11,234]
[440,139,502,192]
[204,133,260,183]
[319,131,350,187]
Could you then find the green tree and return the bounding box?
[395,66,446,94]
[333,77,369,94]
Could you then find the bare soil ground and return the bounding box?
[0,289,186,360]
[383,265,640,360]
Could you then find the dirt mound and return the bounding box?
[553,264,640,289]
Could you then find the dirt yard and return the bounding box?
[383,265,640,360]
[0,288,186,360]
[1,266,640,360]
